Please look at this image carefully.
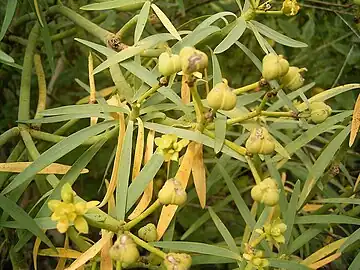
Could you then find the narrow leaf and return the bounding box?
[350,93,360,146]
[192,143,206,208]
[214,17,246,54]
[214,113,227,153]
[81,0,146,11]
[0,162,88,174]
[151,4,181,40]
[135,1,150,43]
[0,0,17,41]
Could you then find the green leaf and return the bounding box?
[0,0,17,41]
[81,0,146,11]
[235,41,262,71]
[349,250,360,270]
[33,0,44,27]
[247,22,269,54]
[295,215,360,225]
[152,241,242,260]
[268,259,310,269]
[75,38,114,56]
[20,113,110,124]
[251,20,307,48]
[2,121,116,195]
[196,12,236,30]
[0,193,55,251]
[211,50,222,85]
[340,227,360,252]
[157,87,192,115]
[288,227,323,254]
[217,163,256,229]
[208,207,239,255]
[126,154,164,212]
[298,125,350,208]
[151,4,181,41]
[214,18,246,54]
[116,120,134,220]
[134,1,150,43]
[192,255,235,265]
[0,49,14,63]
[214,113,227,153]
[40,104,129,116]
[283,181,300,246]
[121,60,158,87]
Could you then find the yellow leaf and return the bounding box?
[191,143,206,208]
[302,204,323,212]
[181,74,190,104]
[354,173,360,192]
[0,162,89,174]
[100,230,113,270]
[33,237,42,270]
[128,130,155,220]
[350,94,360,146]
[65,232,114,270]
[309,252,342,269]
[88,52,98,126]
[38,248,82,259]
[132,118,145,181]
[76,86,115,105]
[302,238,347,265]
[55,234,69,270]
[99,115,125,208]
[156,143,196,239]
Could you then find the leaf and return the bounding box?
[302,238,346,265]
[126,154,164,212]
[40,104,129,116]
[340,227,360,252]
[33,237,41,270]
[132,118,145,181]
[81,0,146,11]
[55,235,69,270]
[288,227,323,254]
[0,0,17,41]
[152,241,242,261]
[295,215,360,225]
[38,248,81,259]
[100,230,112,270]
[0,193,55,250]
[214,113,227,153]
[251,20,307,48]
[247,22,268,54]
[192,255,235,265]
[192,143,206,208]
[151,4,181,40]
[116,120,134,220]
[121,61,158,87]
[0,49,14,63]
[268,259,310,269]
[65,232,114,270]
[211,51,222,85]
[298,125,350,208]
[157,87,192,115]
[309,253,342,269]
[0,162,88,174]
[134,1,150,43]
[349,250,360,270]
[235,41,262,71]
[283,181,300,245]
[350,94,360,146]
[214,17,246,54]
[33,0,44,27]
[208,207,239,255]
[2,121,116,195]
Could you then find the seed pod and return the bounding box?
[282,0,300,16]
[251,177,279,206]
[138,223,157,242]
[163,253,192,270]
[281,66,306,91]
[309,101,332,123]
[158,178,187,206]
[109,234,139,265]
[61,183,75,203]
[179,47,208,74]
[207,79,237,111]
[158,52,181,76]
[262,54,289,81]
[245,127,275,155]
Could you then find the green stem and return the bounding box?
[11,6,59,29]
[18,23,40,122]
[127,232,167,259]
[255,10,283,15]
[85,216,122,233]
[116,261,122,270]
[203,129,247,156]
[0,127,20,149]
[245,156,262,185]
[249,233,266,248]
[124,200,161,231]
[137,84,162,104]
[67,227,92,252]
[53,5,112,44]
[226,111,258,126]
[189,82,205,132]
[232,81,260,95]
[116,15,139,39]
[260,111,296,118]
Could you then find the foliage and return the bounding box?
[1,0,360,269]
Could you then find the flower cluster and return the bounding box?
[256,218,287,249]
[243,250,269,270]
[155,134,189,162]
[48,183,99,234]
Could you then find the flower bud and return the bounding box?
[207,79,237,111]
[61,183,75,203]
[158,52,181,76]
[109,234,139,265]
[251,177,279,206]
[158,178,187,206]
[245,127,275,155]
[281,66,306,91]
[309,101,332,124]
[163,253,192,270]
[262,54,289,81]
[179,47,208,75]
[138,223,157,242]
[282,0,300,16]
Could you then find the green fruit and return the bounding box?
[251,177,279,206]
[138,223,157,242]
[262,54,289,81]
[281,66,306,91]
[309,101,332,123]
[207,79,237,111]
[158,178,187,205]
[179,47,208,74]
[245,127,275,155]
[163,253,192,270]
[109,234,139,265]
[158,52,181,76]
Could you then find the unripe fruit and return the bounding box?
[245,127,275,155]
[61,183,75,203]
[282,0,300,16]
[262,190,280,206]
[281,66,306,91]
[179,47,208,74]
[138,223,157,242]
[207,79,237,111]
[158,178,187,205]
[109,234,139,265]
[158,52,181,76]
[163,253,192,270]
[262,54,289,81]
[309,101,332,123]
[251,177,279,206]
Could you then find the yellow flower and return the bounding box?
[243,250,269,270]
[281,0,300,16]
[155,134,189,162]
[263,218,287,247]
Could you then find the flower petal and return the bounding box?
[74,216,89,234]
